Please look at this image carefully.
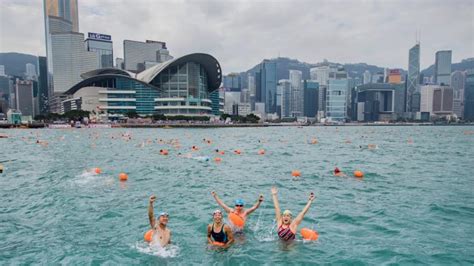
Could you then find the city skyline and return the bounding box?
[1,0,473,74]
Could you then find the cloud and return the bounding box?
[0,0,473,74]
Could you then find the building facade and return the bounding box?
[326,79,348,122]
[451,70,466,118]
[464,70,474,121]
[259,60,277,114]
[434,50,452,85]
[278,79,291,118]
[420,84,454,118]
[15,79,35,117]
[407,43,420,112]
[355,83,405,122]
[85,32,114,68]
[289,70,303,117]
[303,80,319,117]
[64,53,222,118]
[123,40,171,73]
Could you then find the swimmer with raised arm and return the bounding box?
[271,186,315,241]
[211,191,264,230]
[207,210,234,248]
[148,195,171,247]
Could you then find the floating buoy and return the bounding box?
[119,172,128,181]
[144,229,153,242]
[229,212,245,228]
[353,170,364,178]
[94,168,102,174]
[214,157,222,162]
[234,149,241,155]
[301,228,319,240]
[258,149,265,155]
[291,170,301,177]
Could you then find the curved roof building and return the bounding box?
[64,53,222,117]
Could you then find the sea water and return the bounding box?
[1,126,473,264]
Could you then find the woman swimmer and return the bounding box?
[271,186,315,241]
[207,210,234,248]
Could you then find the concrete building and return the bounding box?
[278,79,291,118]
[326,79,348,122]
[303,80,319,117]
[434,50,452,85]
[64,53,222,119]
[85,32,113,68]
[15,79,35,117]
[372,72,384,83]
[407,43,420,112]
[355,83,405,122]
[224,91,241,115]
[0,65,6,76]
[123,40,172,73]
[25,63,37,80]
[223,73,241,91]
[420,84,454,118]
[258,60,277,113]
[248,75,256,110]
[387,69,402,84]
[115,58,124,70]
[464,70,474,121]
[310,65,336,86]
[210,88,224,116]
[363,70,371,84]
[451,70,466,118]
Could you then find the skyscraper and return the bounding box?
[326,79,348,122]
[85,32,113,68]
[123,40,171,72]
[303,80,319,117]
[289,70,303,117]
[363,70,371,84]
[0,65,6,76]
[25,63,37,80]
[434,50,452,85]
[223,73,241,91]
[278,79,291,118]
[451,71,466,118]
[15,79,35,117]
[37,56,49,115]
[259,60,277,113]
[407,43,420,112]
[44,0,79,32]
[464,70,474,121]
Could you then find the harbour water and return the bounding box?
[1,126,473,264]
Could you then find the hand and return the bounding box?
[211,191,217,197]
[308,192,315,202]
[258,194,264,202]
[149,195,156,204]
[271,186,277,195]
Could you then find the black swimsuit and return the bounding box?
[211,223,228,243]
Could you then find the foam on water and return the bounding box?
[134,242,180,258]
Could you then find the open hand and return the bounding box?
[149,195,156,204]
[211,191,217,197]
[271,186,277,195]
[258,194,264,202]
[308,192,315,202]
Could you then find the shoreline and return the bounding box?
[1,122,474,129]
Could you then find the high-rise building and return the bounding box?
[289,70,303,117]
[372,72,384,83]
[407,43,420,112]
[248,75,256,110]
[310,66,335,86]
[37,56,49,115]
[44,0,79,32]
[464,70,474,121]
[223,73,241,91]
[420,84,454,118]
[451,71,466,118]
[0,65,6,76]
[85,32,113,68]
[278,79,291,118]
[326,79,348,122]
[15,79,35,117]
[25,63,37,80]
[123,40,171,72]
[355,83,405,122]
[303,80,319,117]
[259,60,277,113]
[363,70,371,84]
[115,58,124,69]
[434,50,452,85]
[388,69,402,84]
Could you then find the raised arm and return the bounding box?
[271,187,282,224]
[245,194,264,216]
[148,195,156,228]
[211,191,233,213]
[292,192,315,228]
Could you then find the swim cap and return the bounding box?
[235,199,245,206]
[283,210,292,216]
[213,209,222,215]
[334,167,340,173]
[159,212,169,217]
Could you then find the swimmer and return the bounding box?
[334,167,347,177]
[271,186,315,242]
[207,210,234,248]
[211,191,263,230]
[148,195,171,247]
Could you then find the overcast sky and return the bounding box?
[1,0,473,74]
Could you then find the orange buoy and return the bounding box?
[94,168,102,174]
[234,149,241,155]
[119,172,128,181]
[353,170,364,178]
[144,229,154,242]
[301,228,319,240]
[214,157,222,162]
[258,149,265,155]
[228,212,245,228]
[212,241,225,247]
[291,170,301,177]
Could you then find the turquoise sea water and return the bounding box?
[1,126,473,265]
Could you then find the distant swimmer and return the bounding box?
[211,191,263,231]
[271,186,315,242]
[334,167,347,177]
[148,195,171,247]
[207,210,234,248]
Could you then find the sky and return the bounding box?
[0,0,473,74]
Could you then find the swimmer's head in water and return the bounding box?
[213,209,223,222]
[235,199,244,208]
[334,167,341,174]
[282,210,292,225]
[158,212,169,225]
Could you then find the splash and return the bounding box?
[134,242,179,258]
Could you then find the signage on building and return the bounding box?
[88,32,112,41]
